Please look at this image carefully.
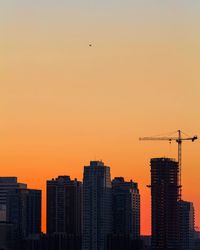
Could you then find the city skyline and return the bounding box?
[1,1,200,236]
[0,158,198,250]
[0,154,199,237]
[0,166,143,250]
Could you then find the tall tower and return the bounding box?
[46,176,82,250]
[149,158,179,250]
[0,177,27,222]
[82,161,112,250]
[47,175,82,235]
[178,200,195,250]
[107,177,140,250]
[7,188,41,238]
[112,177,140,239]
[5,187,41,250]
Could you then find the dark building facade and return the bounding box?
[82,161,112,250]
[107,234,143,250]
[195,239,200,250]
[46,234,81,250]
[178,200,195,250]
[0,179,42,250]
[7,188,41,239]
[140,236,151,250]
[0,222,18,250]
[149,158,179,250]
[47,176,82,250]
[0,177,27,222]
[112,177,140,239]
[21,234,47,250]
[108,177,141,250]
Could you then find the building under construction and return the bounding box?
[149,158,180,250]
[140,131,197,250]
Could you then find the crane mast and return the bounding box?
[139,130,198,200]
[177,130,182,198]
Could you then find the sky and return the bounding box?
[1,0,200,234]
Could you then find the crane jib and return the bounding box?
[139,130,198,200]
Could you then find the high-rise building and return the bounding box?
[141,235,151,250]
[82,161,112,250]
[178,200,195,250]
[112,177,140,239]
[0,222,18,250]
[108,177,141,250]
[7,188,41,238]
[0,177,27,222]
[46,176,82,250]
[194,231,200,250]
[149,158,179,250]
[0,177,41,249]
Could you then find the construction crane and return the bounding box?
[139,130,198,200]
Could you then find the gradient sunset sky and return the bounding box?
[1,0,200,234]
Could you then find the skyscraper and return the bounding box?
[82,161,112,250]
[0,177,27,222]
[0,222,18,250]
[107,177,141,250]
[7,188,41,238]
[178,200,195,250]
[0,177,41,249]
[149,158,179,250]
[46,176,82,250]
[112,177,140,239]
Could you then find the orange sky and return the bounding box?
[1,1,200,235]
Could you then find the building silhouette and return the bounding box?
[0,222,18,250]
[46,176,82,250]
[194,231,200,250]
[178,200,195,250]
[7,188,41,239]
[82,161,112,250]
[0,177,27,222]
[149,158,179,250]
[140,236,151,250]
[0,177,41,250]
[107,177,141,250]
[112,177,140,238]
